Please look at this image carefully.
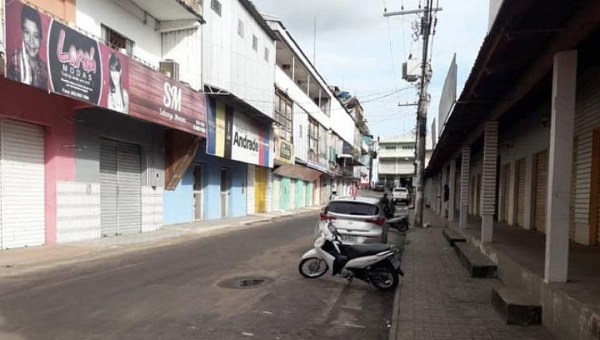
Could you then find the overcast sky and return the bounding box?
[251,0,489,141]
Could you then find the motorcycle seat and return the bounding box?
[343,243,391,259]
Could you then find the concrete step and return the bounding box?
[442,228,466,247]
[454,242,497,278]
[492,287,542,325]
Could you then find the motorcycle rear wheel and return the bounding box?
[395,221,409,232]
[370,263,399,291]
[299,257,328,278]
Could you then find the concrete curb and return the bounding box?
[0,207,321,278]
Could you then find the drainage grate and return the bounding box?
[218,277,273,289]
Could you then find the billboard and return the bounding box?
[5,0,128,110]
[438,53,457,137]
[205,97,273,168]
[129,62,206,137]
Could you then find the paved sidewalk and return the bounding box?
[389,218,552,339]
[0,206,321,278]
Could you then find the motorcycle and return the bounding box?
[388,214,409,232]
[298,220,404,291]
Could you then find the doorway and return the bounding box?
[193,164,203,220]
[220,168,230,218]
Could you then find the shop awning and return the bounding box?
[274,164,322,182]
[306,160,329,174]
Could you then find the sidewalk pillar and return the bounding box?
[523,155,535,230]
[460,147,471,228]
[508,161,516,225]
[448,160,457,222]
[442,166,448,218]
[481,121,499,243]
[545,50,577,283]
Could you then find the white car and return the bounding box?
[392,187,410,204]
[316,196,389,244]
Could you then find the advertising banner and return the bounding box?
[5,0,128,111]
[128,62,206,137]
[206,97,273,168]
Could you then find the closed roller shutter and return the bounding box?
[100,139,142,237]
[247,164,255,215]
[255,166,267,213]
[502,164,511,222]
[1,120,45,249]
[272,175,280,212]
[295,180,305,209]
[100,142,118,237]
[516,158,526,227]
[281,177,291,210]
[116,142,142,235]
[534,151,549,232]
[306,182,313,206]
[289,179,296,209]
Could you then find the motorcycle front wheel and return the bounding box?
[370,263,399,291]
[298,257,328,278]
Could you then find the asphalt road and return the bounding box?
[0,213,405,340]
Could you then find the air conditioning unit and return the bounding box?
[402,58,421,82]
[160,60,180,81]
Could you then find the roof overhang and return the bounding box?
[205,85,276,125]
[426,0,600,176]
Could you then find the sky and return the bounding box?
[251,0,490,142]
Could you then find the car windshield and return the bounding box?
[394,188,407,192]
[327,202,379,216]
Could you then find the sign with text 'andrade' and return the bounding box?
[206,97,273,168]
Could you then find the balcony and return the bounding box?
[128,0,205,29]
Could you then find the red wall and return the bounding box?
[0,78,76,245]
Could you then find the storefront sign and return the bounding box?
[128,62,206,137]
[277,139,293,164]
[206,97,272,167]
[5,0,129,112]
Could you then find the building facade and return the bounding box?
[425,1,600,338]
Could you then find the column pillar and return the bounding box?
[481,121,499,243]
[545,50,577,283]
[460,147,471,228]
[441,167,448,218]
[508,161,516,225]
[523,155,535,230]
[448,160,457,221]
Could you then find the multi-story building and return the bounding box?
[377,134,417,189]
[164,0,277,223]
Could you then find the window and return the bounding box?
[252,35,258,51]
[101,25,134,56]
[264,47,270,62]
[326,202,379,216]
[274,91,293,132]
[211,0,221,16]
[309,119,319,154]
[385,146,396,151]
[318,125,327,158]
[237,19,244,38]
[401,145,415,150]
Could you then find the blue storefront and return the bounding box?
[164,97,272,224]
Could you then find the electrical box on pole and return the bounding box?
[402,58,421,82]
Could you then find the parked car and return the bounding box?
[392,187,410,204]
[373,182,385,191]
[316,196,390,244]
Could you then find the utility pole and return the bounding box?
[383,0,439,228]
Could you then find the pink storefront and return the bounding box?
[0,77,77,248]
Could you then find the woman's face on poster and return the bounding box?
[22,18,41,59]
[110,67,121,87]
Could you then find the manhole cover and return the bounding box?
[218,277,273,289]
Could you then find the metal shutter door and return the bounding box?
[502,164,511,222]
[534,151,548,232]
[272,175,280,212]
[516,158,526,226]
[295,180,304,209]
[289,179,296,209]
[100,140,118,237]
[116,142,142,235]
[306,182,313,206]
[255,166,267,213]
[247,164,256,214]
[281,177,290,210]
[1,120,45,249]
